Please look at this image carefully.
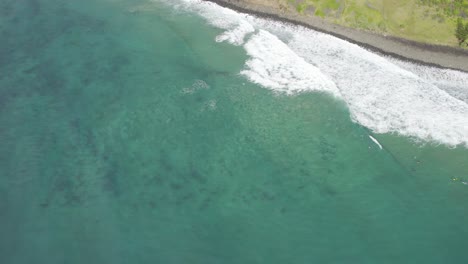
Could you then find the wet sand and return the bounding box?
[205,0,468,73]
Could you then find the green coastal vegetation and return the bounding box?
[456,18,468,45]
[285,0,468,46]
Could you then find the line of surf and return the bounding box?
[152,0,468,148]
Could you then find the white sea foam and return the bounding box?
[181,79,210,94]
[388,58,468,104]
[241,30,340,96]
[215,20,255,46]
[157,0,468,147]
[283,28,468,146]
[164,0,255,45]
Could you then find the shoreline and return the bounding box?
[203,0,468,73]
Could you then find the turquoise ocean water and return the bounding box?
[1,0,468,263]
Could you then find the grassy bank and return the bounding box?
[280,0,468,46]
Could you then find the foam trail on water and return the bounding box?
[155,0,468,147]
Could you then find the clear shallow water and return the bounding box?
[0,0,467,263]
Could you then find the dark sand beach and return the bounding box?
[205,0,468,72]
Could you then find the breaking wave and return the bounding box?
[155,0,468,147]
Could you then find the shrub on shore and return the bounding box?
[455,18,468,46]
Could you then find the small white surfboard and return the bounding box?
[369,135,383,150]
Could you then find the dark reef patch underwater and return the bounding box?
[0,0,467,263]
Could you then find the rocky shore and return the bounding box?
[204,0,468,72]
